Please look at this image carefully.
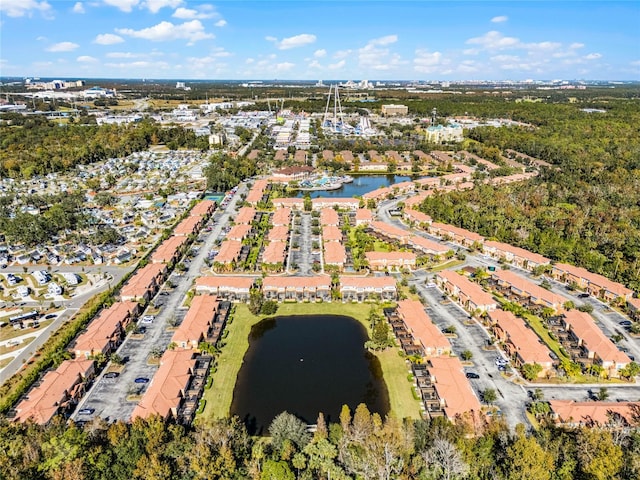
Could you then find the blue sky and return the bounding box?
[1,0,638,80]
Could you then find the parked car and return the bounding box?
[104,372,119,379]
[578,293,590,298]
[466,372,480,379]
[619,320,632,327]
[78,408,95,415]
[141,315,155,324]
[134,377,149,384]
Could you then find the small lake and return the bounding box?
[230,315,389,434]
[295,174,422,198]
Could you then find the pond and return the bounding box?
[230,314,389,435]
[295,174,425,198]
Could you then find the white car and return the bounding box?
[141,315,155,324]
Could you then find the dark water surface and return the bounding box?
[295,174,423,198]
[230,315,390,434]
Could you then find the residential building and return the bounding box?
[130,350,198,421]
[174,216,204,237]
[628,297,640,321]
[396,300,451,358]
[268,225,290,243]
[403,209,432,227]
[425,124,464,143]
[262,241,287,267]
[549,400,640,428]
[272,208,292,226]
[491,269,568,313]
[488,309,554,377]
[320,208,340,226]
[365,251,417,271]
[354,208,374,226]
[339,276,397,302]
[312,198,360,211]
[369,221,412,243]
[234,207,256,225]
[189,199,216,217]
[213,240,243,267]
[246,180,269,205]
[227,224,252,241]
[14,359,95,424]
[428,222,484,247]
[322,225,343,242]
[151,236,188,265]
[407,235,450,257]
[482,240,550,271]
[425,357,482,420]
[172,295,220,349]
[436,270,497,313]
[561,310,630,377]
[262,275,331,302]
[120,264,167,302]
[194,276,255,302]
[551,263,633,302]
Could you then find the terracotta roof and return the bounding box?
[324,241,347,265]
[15,359,94,424]
[73,301,137,356]
[563,310,631,365]
[490,309,552,365]
[131,350,196,420]
[430,222,484,243]
[189,200,216,217]
[339,276,397,290]
[370,221,411,240]
[340,151,354,162]
[492,269,568,309]
[227,224,252,241]
[272,198,304,209]
[312,198,359,209]
[262,241,287,264]
[355,208,374,223]
[263,275,331,290]
[172,295,219,346]
[628,297,640,311]
[121,264,165,300]
[246,179,269,204]
[320,208,340,226]
[404,209,432,224]
[272,208,292,226]
[427,357,482,419]
[174,216,202,236]
[322,150,334,161]
[362,187,392,200]
[483,240,550,266]
[397,300,450,354]
[195,276,255,291]
[322,225,343,242]
[152,236,188,263]
[268,225,290,242]
[214,240,242,263]
[436,270,495,308]
[553,263,633,299]
[365,251,417,264]
[273,166,314,176]
[549,400,640,427]
[408,235,450,254]
[234,207,256,225]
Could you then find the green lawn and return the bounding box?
[523,313,570,363]
[199,301,422,422]
[427,259,464,272]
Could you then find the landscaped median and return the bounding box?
[198,302,422,422]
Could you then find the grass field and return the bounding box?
[199,301,422,422]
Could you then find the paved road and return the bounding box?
[0,268,132,384]
[73,184,248,423]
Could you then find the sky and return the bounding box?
[0,0,639,81]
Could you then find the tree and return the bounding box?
[504,425,554,480]
[269,412,311,453]
[521,363,543,381]
[461,350,473,361]
[482,388,497,404]
[422,438,469,480]
[597,387,609,401]
[577,429,623,480]
[619,361,640,379]
[261,460,294,480]
[260,300,278,315]
[248,289,264,315]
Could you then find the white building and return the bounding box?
[425,124,464,143]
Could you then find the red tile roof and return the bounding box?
[355,208,374,223]
[489,309,552,365]
[189,200,216,217]
[436,270,496,309]
[553,263,633,299]
[214,240,243,263]
[324,242,347,265]
[322,225,343,242]
[563,310,630,365]
[268,225,290,242]
[234,207,256,225]
[408,235,450,254]
[172,295,219,347]
[483,240,550,266]
[120,264,166,300]
[338,275,397,290]
[246,179,269,204]
[397,300,450,355]
[320,208,340,226]
[73,301,138,356]
[227,224,252,241]
[370,221,411,241]
[492,269,568,310]
[272,208,292,226]
[404,209,432,224]
[263,275,331,290]
[174,216,202,236]
[195,276,255,292]
[262,241,287,264]
[428,357,482,419]
[152,236,188,264]
[549,400,640,427]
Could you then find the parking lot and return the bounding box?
[412,280,529,428]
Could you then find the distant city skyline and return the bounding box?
[1,0,638,81]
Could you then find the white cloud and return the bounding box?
[116,20,214,44]
[72,2,85,13]
[106,51,139,58]
[0,0,52,18]
[36,36,47,41]
[414,49,443,73]
[631,60,640,67]
[267,33,316,50]
[314,49,326,58]
[334,49,352,59]
[102,0,139,12]
[369,34,397,46]
[491,15,508,23]
[46,42,79,52]
[359,35,404,71]
[584,53,602,60]
[328,60,345,70]
[94,33,125,45]
[245,58,254,64]
[466,30,520,50]
[77,55,98,62]
[142,0,183,13]
[172,6,214,19]
[570,42,585,50]
[214,19,226,27]
[105,60,170,69]
[308,60,322,69]
[275,62,295,71]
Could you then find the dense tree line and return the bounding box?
[1,405,638,480]
[205,152,258,192]
[0,116,209,178]
[417,98,640,291]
